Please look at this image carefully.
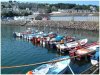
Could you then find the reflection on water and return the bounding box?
[1,24,99,74]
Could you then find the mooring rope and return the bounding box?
[1,49,96,69]
[80,63,99,74]
[92,67,99,74]
[68,65,75,75]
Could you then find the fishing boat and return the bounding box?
[25,34,35,40]
[39,33,49,45]
[13,28,34,38]
[49,36,76,49]
[30,31,45,43]
[13,32,22,38]
[26,31,43,40]
[75,42,99,55]
[49,35,64,48]
[91,47,99,66]
[37,32,57,45]
[26,56,70,74]
[69,42,99,60]
[56,38,88,52]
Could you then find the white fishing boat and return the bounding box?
[56,38,88,52]
[13,28,34,38]
[13,32,22,37]
[26,56,70,74]
[75,42,99,55]
[39,32,57,45]
[69,42,99,60]
[21,31,43,41]
[26,34,35,40]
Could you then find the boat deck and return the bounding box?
[75,48,91,55]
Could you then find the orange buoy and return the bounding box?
[26,71,33,75]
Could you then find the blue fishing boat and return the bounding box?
[49,35,64,48]
[26,56,70,74]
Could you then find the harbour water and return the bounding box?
[1,24,99,74]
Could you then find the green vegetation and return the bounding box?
[1,10,32,17]
[1,2,99,17]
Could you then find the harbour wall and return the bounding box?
[1,20,99,31]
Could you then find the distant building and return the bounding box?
[57,9,96,13]
[51,11,61,14]
[42,17,48,20]
[8,0,19,11]
[14,16,24,20]
[38,8,46,14]
[90,6,97,13]
[26,15,37,20]
[41,14,49,20]
[26,8,29,11]
[32,11,40,15]
[58,9,77,13]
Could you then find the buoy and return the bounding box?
[26,71,33,75]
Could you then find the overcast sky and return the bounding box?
[1,0,99,6]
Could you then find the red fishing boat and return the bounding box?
[69,42,99,60]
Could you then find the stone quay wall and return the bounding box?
[1,20,99,31]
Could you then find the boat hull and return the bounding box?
[91,59,98,66]
[69,42,99,60]
[26,56,71,74]
[56,38,88,52]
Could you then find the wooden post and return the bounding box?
[85,55,88,61]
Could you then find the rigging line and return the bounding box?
[80,63,99,74]
[92,67,99,74]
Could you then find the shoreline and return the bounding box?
[1,20,99,31]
